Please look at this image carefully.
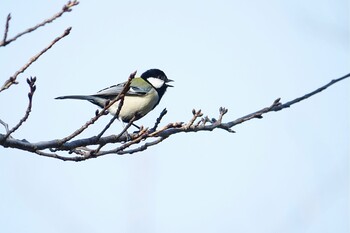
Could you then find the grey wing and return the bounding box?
[94,82,147,99]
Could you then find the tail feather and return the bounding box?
[55,95,107,108]
[55,95,92,100]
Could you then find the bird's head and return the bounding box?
[141,69,174,90]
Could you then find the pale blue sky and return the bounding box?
[0,0,349,233]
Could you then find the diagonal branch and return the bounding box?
[221,72,350,129]
[272,73,350,111]
[0,27,72,92]
[0,1,79,47]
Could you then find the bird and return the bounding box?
[55,69,173,123]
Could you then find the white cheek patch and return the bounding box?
[147,77,165,88]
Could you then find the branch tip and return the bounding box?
[219,107,228,115]
[2,13,11,43]
[64,27,72,35]
[63,1,80,12]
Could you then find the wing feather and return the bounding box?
[94,80,150,99]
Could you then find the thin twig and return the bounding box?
[185,109,203,129]
[34,149,83,161]
[0,27,72,92]
[218,107,228,122]
[0,1,79,47]
[0,119,9,133]
[117,137,167,155]
[220,98,281,129]
[95,114,120,140]
[94,94,126,140]
[96,127,150,156]
[91,115,137,156]
[0,77,36,142]
[222,73,350,129]
[2,14,11,43]
[148,122,183,137]
[113,115,137,140]
[272,73,350,111]
[95,71,135,140]
[150,108,168,132]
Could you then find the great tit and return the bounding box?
[55,69,173,123]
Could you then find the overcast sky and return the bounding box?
[0,0,349,233]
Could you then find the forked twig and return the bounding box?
[0,119,9,133]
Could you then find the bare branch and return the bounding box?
[2,14,11,43]
[185,109,203,129]
[222,72,350,129]
[0,72,349,161]
[273,73,350,111]
[0,77,36,142]
[0,1,79,47]
[150,108,168,132]
[109,127,150,154]
[0,27,72,92]
[91,115,138,156]
[117,136,167,155]
[34,149,84,162]
[220,98,282,130]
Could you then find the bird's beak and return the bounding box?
[166,79,174,87]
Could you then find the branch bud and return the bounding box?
[104,100,110,107]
